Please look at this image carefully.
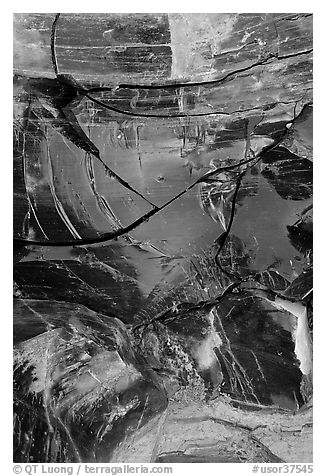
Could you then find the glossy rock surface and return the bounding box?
[13,13,313,463]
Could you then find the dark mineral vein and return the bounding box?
[13,102,306,247]
[88,50,313,93]
[51,13,312,119]
[14,16,312,248]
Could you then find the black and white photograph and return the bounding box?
[12,7,314,469]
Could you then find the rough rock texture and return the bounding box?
[13,13,313,463]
